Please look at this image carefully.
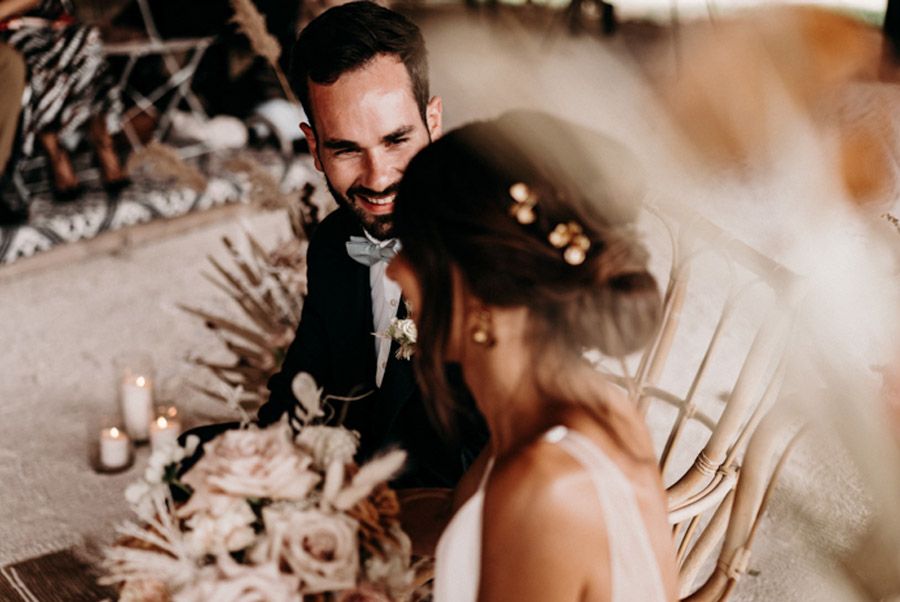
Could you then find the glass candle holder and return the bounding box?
[97,419,133,473]
[118,353,155,442]
[149,404,181,451]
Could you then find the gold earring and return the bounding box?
[471,309,495,347]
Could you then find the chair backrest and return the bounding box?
[606,205,802,600]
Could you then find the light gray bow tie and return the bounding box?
[346,236,400,266]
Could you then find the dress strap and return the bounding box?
[543,426,667,602]
[477,457,495,491]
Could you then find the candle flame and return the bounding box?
[110,427,120,438]
[156,416,168,428]
[136,376,146,387]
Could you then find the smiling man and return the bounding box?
[259,1,485,488]
[302,49,440,239]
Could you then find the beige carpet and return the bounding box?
[0,8,894,601]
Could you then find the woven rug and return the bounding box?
[0,548,115,602]
[0,149,317,266]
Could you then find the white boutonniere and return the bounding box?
[385,317,417,360]
[377,301,417,360]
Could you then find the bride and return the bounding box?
[387,111,678,601]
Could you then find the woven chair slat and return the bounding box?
[678,490,736,597]
[669,469,738,523]
[667,302,790,506]
[660,295,737,471]
[687,410,798,600]
[637,264,691,414]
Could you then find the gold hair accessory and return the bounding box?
[548,222,591,266]
[508,182,536,225]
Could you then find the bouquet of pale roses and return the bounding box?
[101,373,422,602]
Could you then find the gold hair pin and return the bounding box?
[508,182,536,225]
[548,221,590,266]
[508,182,590,266]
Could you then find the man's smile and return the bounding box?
[354,191,397,215]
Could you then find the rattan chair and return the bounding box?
[608,205,804,600]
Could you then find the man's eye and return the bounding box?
[387,137,409,146]
[334,149,360,157]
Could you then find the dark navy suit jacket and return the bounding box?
[259,207,486,487]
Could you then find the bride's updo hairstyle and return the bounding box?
[393,111,661,433]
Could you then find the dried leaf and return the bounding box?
[178,304,273,348]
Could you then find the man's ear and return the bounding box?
[426,96,443,141]
[300,122,323,172]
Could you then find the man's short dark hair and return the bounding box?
[289,1,430,129]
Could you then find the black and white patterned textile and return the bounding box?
[0,151,320,265]
[1,0,122,158]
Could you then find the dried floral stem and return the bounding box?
[229,0,299,104]
[180,304,274,348]
[223,236,264,286]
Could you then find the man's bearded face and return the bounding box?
[302,54,442,239]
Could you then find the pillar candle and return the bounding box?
[149,415,181,451]
[100,426,130,469]
[121,375,153,441]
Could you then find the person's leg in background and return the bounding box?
[0,42,26,225]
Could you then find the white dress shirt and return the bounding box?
[363,230,403,387]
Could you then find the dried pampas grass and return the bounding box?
[229,0,298,104]
[183,226,308,410]
[126,141,207,194]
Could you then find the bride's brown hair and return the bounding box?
[393,111,662,439]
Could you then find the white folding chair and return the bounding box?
[102,0,214,153]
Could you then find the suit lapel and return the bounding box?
[326,215,377,434]
[372,295,417,440]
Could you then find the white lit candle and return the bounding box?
[100,426,130,469]
[149,414,181,451]
[121,375,153,441]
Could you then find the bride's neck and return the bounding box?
[461,309,569,457]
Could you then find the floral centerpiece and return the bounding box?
[101,373,423,601]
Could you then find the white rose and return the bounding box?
[258,507,359,594]
[294,426,359,469]
[173,557,300,602]
[182,424,319,500]
[180,496,257,557]
[395,319,417,342]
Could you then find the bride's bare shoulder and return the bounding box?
[485,438,600,521]
[478,439,611,601]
